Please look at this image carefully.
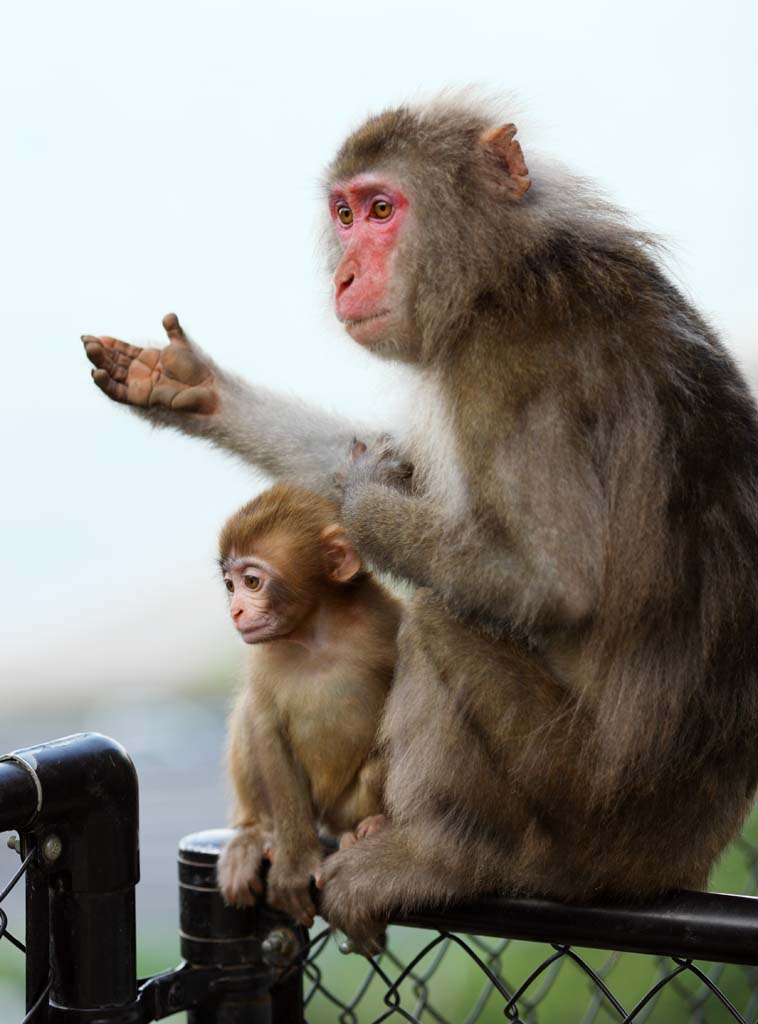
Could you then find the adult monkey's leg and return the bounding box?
[317,595,553,947]
[318,823,470,952]
[82,313,382,497]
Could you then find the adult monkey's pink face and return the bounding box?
[329,175,411,351]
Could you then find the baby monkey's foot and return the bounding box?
[356,814,388,839]
[338,814,388,850]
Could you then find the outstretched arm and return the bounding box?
[82,313,380,497]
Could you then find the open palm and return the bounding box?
[82,313,218,415]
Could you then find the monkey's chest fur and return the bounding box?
[265,663,389,835]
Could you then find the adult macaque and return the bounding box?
[82,98,758,950]
[216,483,400,925]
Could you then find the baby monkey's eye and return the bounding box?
[244,575,262,591]
[336,204,353,226]
[224,578,234,594]
[371,199,393,220]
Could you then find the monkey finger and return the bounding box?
[82,339,107,368]
[314,853,341,891]
[162,312,189,345]
[269,883,314,925]
[357,931,386,958]
[339,931,386,958]
[218,875,259,907]
[233,886,259,908]
[338,831,359,850]
[87,334,145,359]
[102,360,130,385]
[91,368,129,404]
[248,875,264,897]
[350,439,368,460]
[298,895,317,927]
[297,897,316,929]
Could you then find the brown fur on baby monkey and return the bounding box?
[216,482,401,925]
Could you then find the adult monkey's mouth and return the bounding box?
[343,309,391,328]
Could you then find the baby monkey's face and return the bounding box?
[218,492,363,649]
[222,555,311,644]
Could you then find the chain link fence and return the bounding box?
[289,834,758,1022]
[296,921,758,1023]
[0,846,52,1024]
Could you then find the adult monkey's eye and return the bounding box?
[337,204,353,226]
[224,578,234,594]
[244,575,262,591]
[371,199,393,220]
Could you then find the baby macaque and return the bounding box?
[216,483,401,926]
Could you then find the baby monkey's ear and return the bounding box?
[321,524,363,583]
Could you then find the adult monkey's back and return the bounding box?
[83,98,758,948]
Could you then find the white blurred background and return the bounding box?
[1,0,756,705]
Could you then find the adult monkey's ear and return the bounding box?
[480,123,531,198]
[321,524,363,583]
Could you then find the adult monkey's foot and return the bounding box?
[82,313,219,414]
[317,831,400,955]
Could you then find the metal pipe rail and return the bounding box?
[399,889,758,968]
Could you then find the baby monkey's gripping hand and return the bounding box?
[218,829,321,928]
[82,313,219,415]
[266,843,322,929]
[217,826,269,908]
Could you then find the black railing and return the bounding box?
[1,733,758,1023]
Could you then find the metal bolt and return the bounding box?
[262,927,298,965]
[6,834,20,853]
[338,937,356,955]
[42,834,63,863]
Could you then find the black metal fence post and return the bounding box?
[0,756,44,1022]
[177,829,307,1024]
[1,733,140,1024]
[24,843,51,1024]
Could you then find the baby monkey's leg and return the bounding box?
[337,752,388,850]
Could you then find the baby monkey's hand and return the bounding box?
[266,845,322,928]
[217,826,270,907]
